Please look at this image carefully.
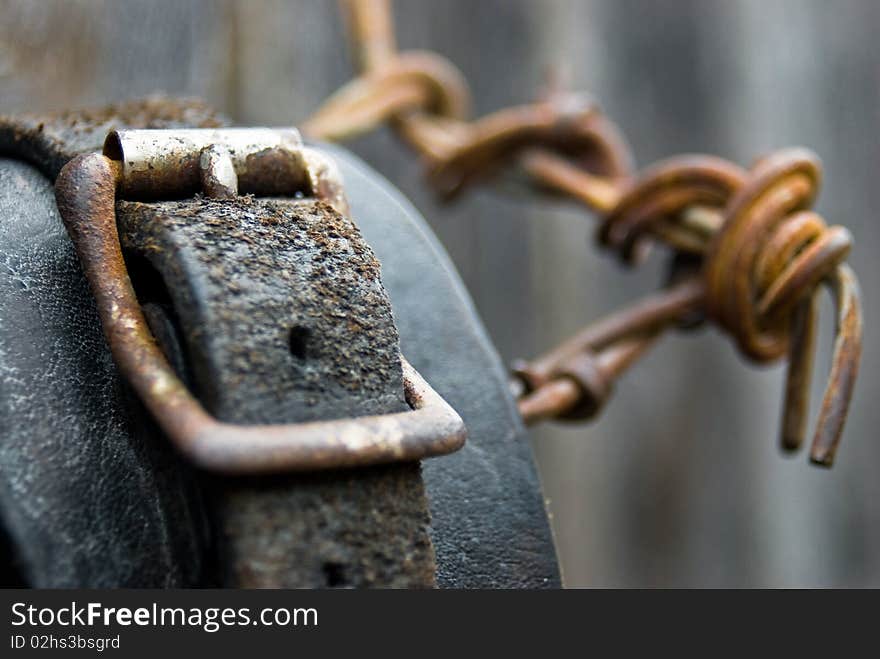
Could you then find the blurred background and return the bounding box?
[1,0,878,587]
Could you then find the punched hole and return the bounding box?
[288,325,311,360]
[322,562,347,587]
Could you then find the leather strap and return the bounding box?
[0,97,561,587]
[0,98,434,587]
[117,194,435,588]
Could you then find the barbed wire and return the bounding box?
[304,0,862,466]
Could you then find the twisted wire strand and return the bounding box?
[304,0,863,466]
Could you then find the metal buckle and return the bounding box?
[54,128,466,474]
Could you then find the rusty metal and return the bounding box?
[304,1,632,199]
[107,128,305,197]
[305,0,864,467]
[53,130,467,474]
[199,144,239,198]
[519,149,863,466]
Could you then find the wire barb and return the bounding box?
[305,0,863,467]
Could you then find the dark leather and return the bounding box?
[0,157,211,587]
[0,100,560,588]
[0,97,224,182]
[326,145,561,588]
[117,195,435,589]
[0,99,230,587]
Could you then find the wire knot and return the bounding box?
[599,155,746,263]
[518,148,862,465]
[306,0,864,468]
[424,93,632,198]
[703,149,852,362]
[302,50,471,142]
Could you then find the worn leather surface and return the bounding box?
[325,145,561,588]
[0,99,228,587]
[0,98,560,588]
[0,97,223,182]
[118,195,435,588]
[0,157,212,587]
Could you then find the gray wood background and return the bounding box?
[2,0,878,587]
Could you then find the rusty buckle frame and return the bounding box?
[53,127,466,474]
